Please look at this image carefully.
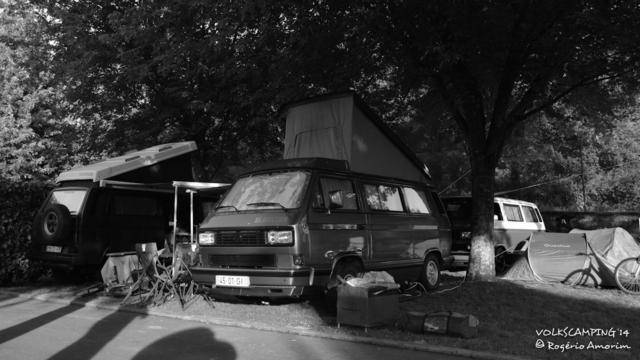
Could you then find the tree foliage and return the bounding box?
[365,1,640,279]
[5,0,640,283]
[0,0,76,182]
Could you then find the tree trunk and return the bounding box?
[467,155,497,281]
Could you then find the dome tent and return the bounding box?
[503,228,640,287]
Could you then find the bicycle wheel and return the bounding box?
[615,257,640,294]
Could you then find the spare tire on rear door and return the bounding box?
[40,204,73,242]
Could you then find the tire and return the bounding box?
[615,257,640,294]
[495,246,508,275]
[40,204,72,242]
[419,254,441,290]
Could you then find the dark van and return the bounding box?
[29,142,226,277]
[192,158,453,297]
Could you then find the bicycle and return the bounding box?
[614,256,640,294]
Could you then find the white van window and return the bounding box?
[494,202,504,220]
[403,188,430,214]
[535,208,544,223]
[522,206,541,222]
[504,204,523,222]
[365,184,403,211]
[319,177,358,210]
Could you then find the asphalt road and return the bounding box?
[0,293,470,360]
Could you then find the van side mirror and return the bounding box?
[328,190,344,209]
[494,214,499,221]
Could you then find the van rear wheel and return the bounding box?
[419,254,441,290]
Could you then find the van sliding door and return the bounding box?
[306,176,368,269]
[364,183,426,278]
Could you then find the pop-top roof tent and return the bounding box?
[503,228,640,287]
[282,92,431,184]
[56,141,197,184]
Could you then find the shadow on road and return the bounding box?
[47,306,148,360]
[132,327,236,360]
[0,296,91,345]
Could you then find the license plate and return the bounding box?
[215,275,250,288]
[46,245,62,253]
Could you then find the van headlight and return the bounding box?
[198,232,215,245]
[266,230,293,245]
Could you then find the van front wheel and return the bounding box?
[419,254,441,290]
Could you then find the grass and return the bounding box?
[3,272,640,359]
[405,275,640,359]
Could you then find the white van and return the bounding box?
[442,196,546,270]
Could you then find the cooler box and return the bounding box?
[337,284,400,328]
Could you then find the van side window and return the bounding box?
[311,181,325,209]
[494,203,503,220]
[522,206,541,222]
[403,187,431,214]
[319,178,358,210]
[364,184,403,211]
[112,195,161,216]
[504,204,523,222]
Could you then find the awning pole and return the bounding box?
[189,190,195,244]
[172,184,178,275]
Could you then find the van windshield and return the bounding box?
[217,171,310,212]
[50,189,88,215]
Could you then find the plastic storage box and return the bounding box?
[337,284,400,329]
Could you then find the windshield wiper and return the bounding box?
[215,205,239,212]
[246,202,286,209]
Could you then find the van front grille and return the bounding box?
[215,230,266,246]
[206,254,276,268]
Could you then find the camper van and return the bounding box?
[192,158,452,297]
[190,93,453,297]
[442,196,546,269]
[29,142,228,278]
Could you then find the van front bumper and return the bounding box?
[190,266,325,297]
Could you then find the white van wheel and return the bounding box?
[420,254,441,290]
[495,246,508,274]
